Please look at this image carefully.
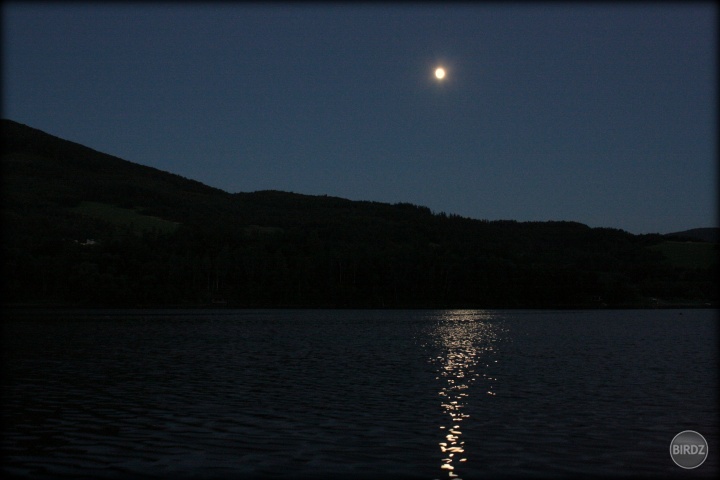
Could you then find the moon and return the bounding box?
[435,67,446,80]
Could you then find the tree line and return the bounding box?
[1,119,717,308]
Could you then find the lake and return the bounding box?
[1,309,717,479]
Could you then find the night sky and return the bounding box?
[3,3,716,234]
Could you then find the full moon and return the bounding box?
[435,67,446,80]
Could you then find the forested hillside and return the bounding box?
[2,119,717,308]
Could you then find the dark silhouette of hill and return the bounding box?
[665,228,719,243]
[1,119,233,224]
[2,119,717,308]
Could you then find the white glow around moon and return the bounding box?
[435,67,446,80]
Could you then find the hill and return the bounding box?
[2,119,717,308]
[665,228,719,243]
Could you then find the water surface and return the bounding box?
[2,309,717,479]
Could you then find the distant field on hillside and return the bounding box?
[649,241,718,269]
[72,201,180,234]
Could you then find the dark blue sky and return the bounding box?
[3,3,716,234]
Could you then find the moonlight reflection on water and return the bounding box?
[431,310,506,479]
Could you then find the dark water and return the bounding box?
[2,309,718,479]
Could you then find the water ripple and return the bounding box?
[2,309,718,479]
